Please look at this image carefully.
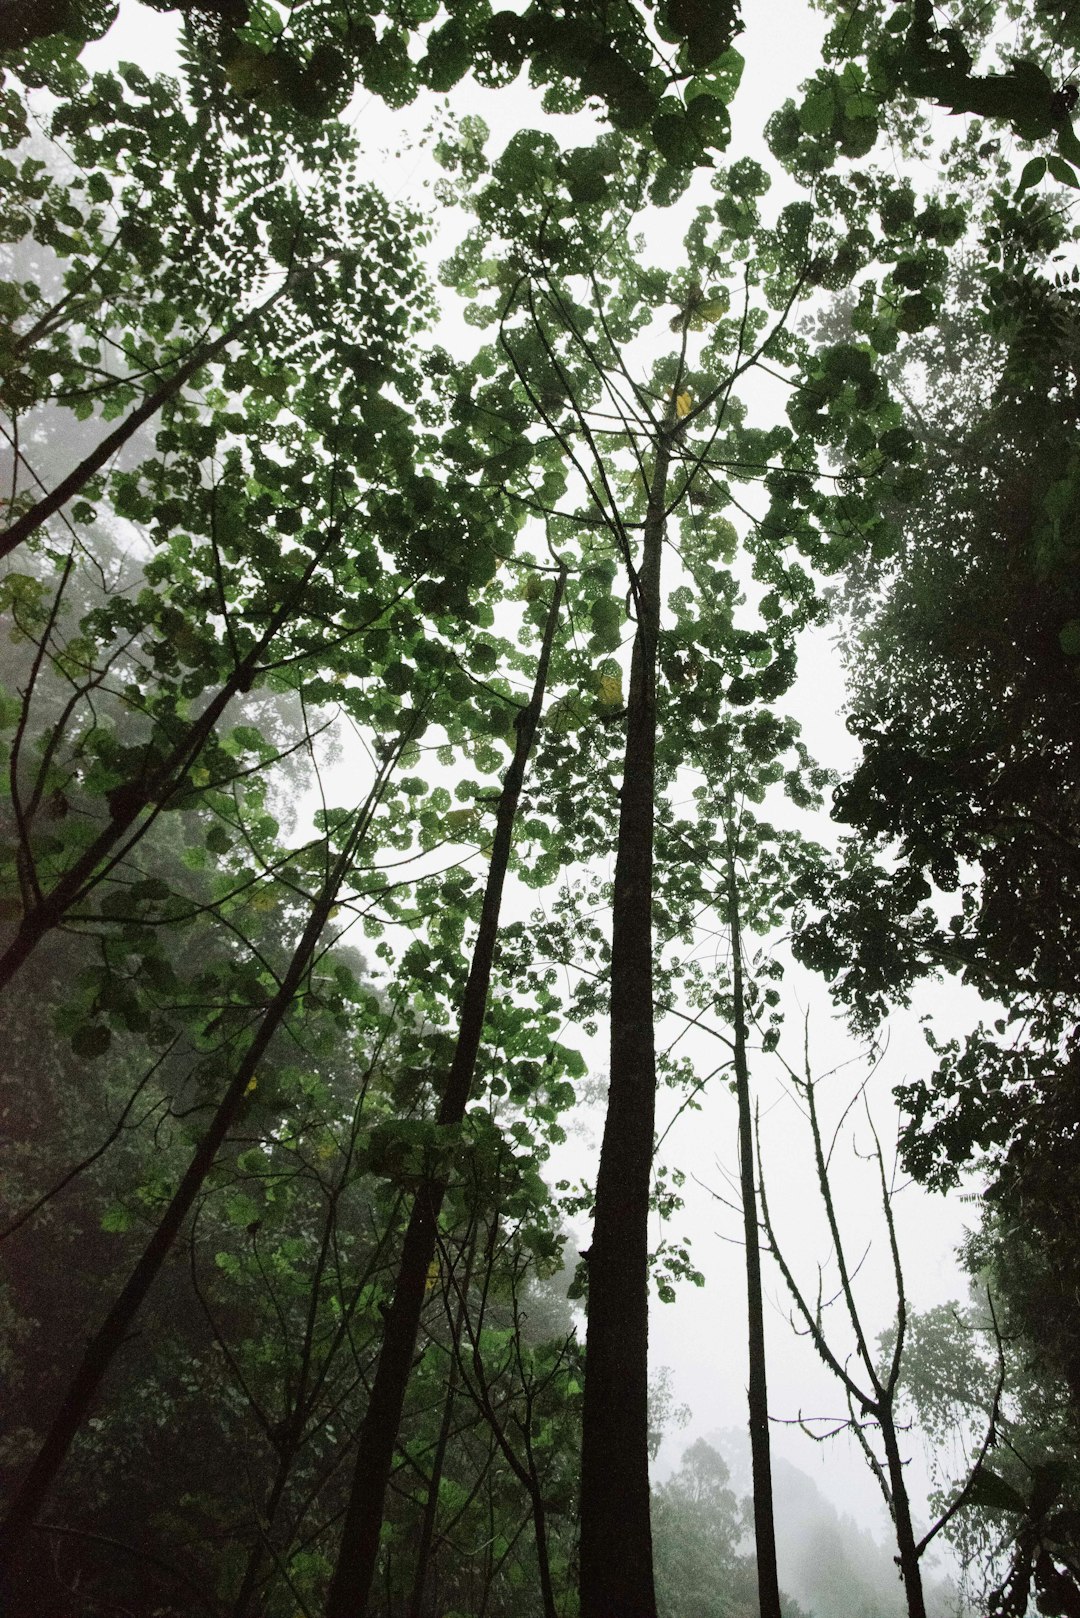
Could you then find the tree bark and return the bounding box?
[726,850,783,1618]
[578,434,672,1618]
[529,1475,557,1618]
[0,749,393,1580]
[882,1418,928,1618]
[324,566,566,1618]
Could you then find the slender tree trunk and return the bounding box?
[408,1233,478,1618]
[451,1250,560,1618]
[529,1480,557,1618]
[0,281,290,560]
[882,1418,928,1618]
[725,850,783,1618]
[0,546,325,995]
[324,566,566,1618]
[0,750,395,1579]
[758,1033,931,1618]
[232,1451,297,1618]
[232,1159,362,1617]
[579,433,672,1618]
[407,1352,460,1618]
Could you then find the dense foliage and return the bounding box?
[3,0,1080,1614]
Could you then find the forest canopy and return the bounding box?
[2,0,1080,1615]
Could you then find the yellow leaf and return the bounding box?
[425,1258,440,1294]
[597,672,623,709]
[675,390,693,419]
[190,766,210,787]
[245,1076,258,1096]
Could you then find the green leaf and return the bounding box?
[1057,121,1080,166]
[1017,156,1047,194]
[652,105,698,169]
[224,1192,261,1227]
[1059,619,1080,656]
[799,86,836,136]
[1047,155,1080,188]
[687,47,743,103]
[223,42,281,97]
[844,91,878,119]
[840,115,878,157]
[470,639,498,673]
[589,595,623,651]
[896,293,935,332]
[684,91,730,152]
[71,1024,112,1059]
[131,877,171,902]
[665,0,741,71]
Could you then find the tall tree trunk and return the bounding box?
[529,1476,557,1618]
[725,848,783,1618]
[0,281,292,560]
[882,1418,928,1618]
[0,544,326,995]
[324,566,566,1618]
[0,744,400,1580]
[578,433,672,1618]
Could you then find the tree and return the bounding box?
[432,110,848,1610]
[324,562,566,1616]
[887,1296,1080,1617]
[756,1047,1005,1618]
[786,101,1080,1604]
[1,42,581,1607]
[0,724,414,1575]
[652,1438,765,1618]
